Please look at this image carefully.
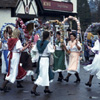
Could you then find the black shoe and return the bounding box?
[74,79,81,83]
[31,78,35,82]
[17,81,23,88]
[17,84,23,88]
[64,78,69,82]
[44,90,53,94]
[31,91,40,96]
[0,87,9,92]
[85,82,92,87]
[5,86,11,90]
[57,77,62,82]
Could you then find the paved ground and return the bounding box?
[0,65,100,100]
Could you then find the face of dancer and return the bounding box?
[50,32,53,37]
[8,27,12,33]
[8,28,12,38]
[70,35,76,41]
[68,31,72,34]
[56,34,60,40]
[4,32,8,39]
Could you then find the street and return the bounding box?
[0,65,100,100]
[0,0,100,100]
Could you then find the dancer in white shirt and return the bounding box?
[84,29,100,87]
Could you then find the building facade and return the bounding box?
[0,0,77,29]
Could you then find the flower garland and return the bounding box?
[62,16,81,34]
[16,18,35,55]
[62,16,82,43]
[16,18,30,39]
[84,23,100,46]
[25,20,40,38]
[45,20,65,43]
[25,20,40,26]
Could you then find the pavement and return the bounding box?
[0,64,100,100]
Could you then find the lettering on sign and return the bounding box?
[57,4,68,9]
[43,2,51,6]
[41,0,73,12]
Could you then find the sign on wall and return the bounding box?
[41,0,73,12]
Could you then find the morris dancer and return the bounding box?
[20,39,35,81]
[84,29,100,87]
[53,31,67,82]
[1,30,9,80]
[0,29,34,92]
[64,33,82,83]
[31,31,55,96]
